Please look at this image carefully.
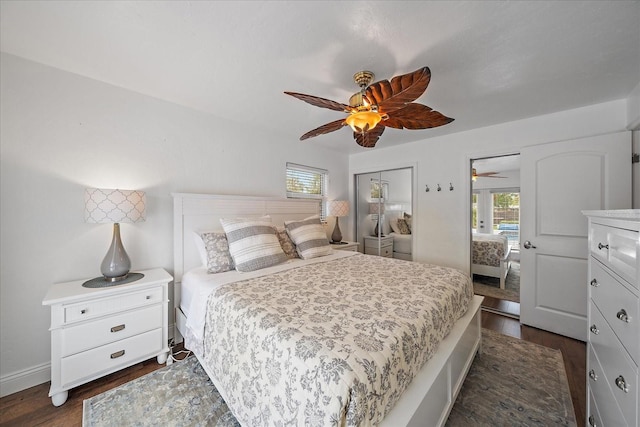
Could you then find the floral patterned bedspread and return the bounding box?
[202,253,472,426]
[472,233,509,267]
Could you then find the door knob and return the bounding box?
[523,240,537,249]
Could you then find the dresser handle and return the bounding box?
[615,375,629,393]
[588,415,596,427]
[110,324,125,333]
[146,295,151,300]
[589,279,599,287]
[589,324,599,335]
[110,350,125,359]
[80,309,87,315]
[588,369,597,381]
[597,242,609,250]
[616,309,629,323]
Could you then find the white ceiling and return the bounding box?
[1,1,639,154]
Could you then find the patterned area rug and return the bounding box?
[474,260,520,303]
[83,328,575,427]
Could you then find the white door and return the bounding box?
[520,131,631,341]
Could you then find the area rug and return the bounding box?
[83,328,575,426]
[474,260,520,303]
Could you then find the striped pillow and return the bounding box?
[220,218,288,272]
[284,216,332,259]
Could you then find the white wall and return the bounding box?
[349,99,630,272]
[0,53,349,396]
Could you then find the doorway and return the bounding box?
[470,154,521,318]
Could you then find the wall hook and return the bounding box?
[425,184,430,192]
[437,184,442,192]
[449,183,454,191]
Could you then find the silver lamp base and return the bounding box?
[101,223,131,281]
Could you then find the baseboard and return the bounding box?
[0,322,176,398]
[0,362,51,398]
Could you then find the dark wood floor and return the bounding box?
[0,301,585,427]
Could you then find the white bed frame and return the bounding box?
[472,243,511,289]
[172,193,482,427]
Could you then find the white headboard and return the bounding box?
[172,193,321,283]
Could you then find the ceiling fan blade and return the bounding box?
[365,67,431,113]
[299,119,347,140]
[383,103,454,130]
[354,125,385,148]
[476,171,507,178]
[284,91,351,112]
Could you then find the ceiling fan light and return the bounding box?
[345,111,382,133]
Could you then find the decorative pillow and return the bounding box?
[220,218,288,272]
[389,218,402,234]
[200,232,235,273]
[397,218,412,235]
[276,226,299,259]
[403,212,412,231]
[284,216,332,259]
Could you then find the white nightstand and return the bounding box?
[330,241,359,251]
[363,236,394,257]
[42,268,172,406]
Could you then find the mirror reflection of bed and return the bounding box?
[355,167,413,260]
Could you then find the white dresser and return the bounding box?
[363,235,394,257]
[583,210,639,427]
[42,268,172,406]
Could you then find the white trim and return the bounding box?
[0,362,51,398]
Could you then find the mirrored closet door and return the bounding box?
[355,167,413,260]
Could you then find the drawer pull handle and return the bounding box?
[615,375,629,393]
[589,324,599,335]
[146,295,151,300]
[588,415,596,427]
[110,350,125,359]
[597,242,609,250]
[588,369,597,381]
[616,309,629,323]
[589,279,599,287]
[110,324,125,333]
[81,309,87,315]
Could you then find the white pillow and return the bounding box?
[220,218,287,272]
[389,218,402,234]
[284,216,332,259]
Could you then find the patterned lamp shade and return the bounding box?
[85,188,146,224]
[368,202,385,215]
[328,200,350,217]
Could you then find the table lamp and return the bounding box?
[369,202,385,236]
[328,200,349,244]
[84,188,145,285]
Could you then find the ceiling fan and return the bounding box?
[284,67,454,148]
[472,168,507,180]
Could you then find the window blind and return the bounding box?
[286,162,328,220]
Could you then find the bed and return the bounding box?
[388,232,412,260]
[173,193,482,427]
[471,233,511,289]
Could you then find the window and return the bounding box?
[286,162,328,220]
[491,190,520,250]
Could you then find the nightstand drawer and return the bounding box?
[64,287,163,324]
[61,305,163,357]
[61,328,163,387]
[591,259,640,364]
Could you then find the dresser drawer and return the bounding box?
[64,286,163,324]
[590,222,639,288]
[587,388,603,427]
[588,344,627,426]
[61,304,163,357]
[589,303,638,426]
[590,260,640,364]
[60,328,163,387]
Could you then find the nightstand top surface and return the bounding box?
[43,268,173,306]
